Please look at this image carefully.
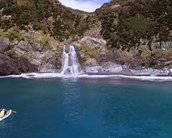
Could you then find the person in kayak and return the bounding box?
[0,109,6,118]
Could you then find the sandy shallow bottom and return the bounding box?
[1,72,172,81]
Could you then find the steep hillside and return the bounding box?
[0,0,91,41]
[0,0,172,76]
[96,0,172,49]
[93,0,172,69]
[1,0,172,45]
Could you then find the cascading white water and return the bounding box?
[61,45,82,75]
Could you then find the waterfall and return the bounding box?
[61,45,82,75]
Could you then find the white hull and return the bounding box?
[0,110,12,121]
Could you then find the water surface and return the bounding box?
[0,78,172,138]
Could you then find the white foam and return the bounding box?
[1,72,172,81]
[61,45,82,75]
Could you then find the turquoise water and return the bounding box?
[0,78,172,138]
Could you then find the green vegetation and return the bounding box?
[0,0,90,41]
[0,0,172,51]
[0,27,22,43]
[97,0,172,49]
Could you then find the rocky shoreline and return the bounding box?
[0,36,172,77]
[85,64,172,77]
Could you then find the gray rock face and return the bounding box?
[84,58,102,73]
[99,47,109,56]
[0,38,10,53]
[151,41,172,51]
[101,62,123,73]
[0,54,19,75]
[169,69,172,76]
[0,39,55,75]
[0,35,172,77]
[17,58,38,73]
[84,58,99,67]
[13,40,62,72]
[40,64,56,72]
[0,39,38,75]
[0,53,38,76]
[83,23,102,38]
[80,36,106,47]
[113,49,123,62]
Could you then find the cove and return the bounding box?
[0,78,172,138]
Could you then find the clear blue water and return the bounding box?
[0,78,172,138]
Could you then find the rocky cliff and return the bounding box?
[0,0,172,76]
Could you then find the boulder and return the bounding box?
[0,54,20,76]
[0,53,38,76]
[113,49,123,62]
[99,47,108,55]
[169,69,172,76]
[84,58,103,73]
[85,66,104,73]
[80,36,106,47]
[84,58,99,67]
[14,41,34,53]
[120,66,134,75]
[101,62,123,73]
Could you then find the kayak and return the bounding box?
[0,110,12,121]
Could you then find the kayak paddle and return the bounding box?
[12,111,17,114]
